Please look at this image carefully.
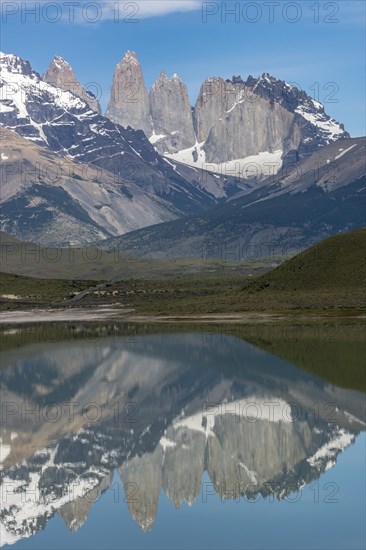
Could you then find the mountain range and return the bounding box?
[0,50,364,250]
[0,52,248,245]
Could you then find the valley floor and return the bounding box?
[1,229,365,321]
[1,275,365,323]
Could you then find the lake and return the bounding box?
[0,323,365,549]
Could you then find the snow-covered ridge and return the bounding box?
[0,51,34,75]
[0,442,108,547]
[52,55,71,69]
[1,52,219,245]
[0,52,87,126]
[295,103,345,142]
[252,74,346,143]
[307,429,355,470]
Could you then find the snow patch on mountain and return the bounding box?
[173,396,293,438]
[149,132,166,144]
[334,144,357,160]
[165,146,283,180]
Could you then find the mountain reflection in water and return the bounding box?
[0,330,365,546]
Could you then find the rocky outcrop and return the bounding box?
[105,54,196,153]
[105,50,152,136]
[244,73,349,160]
[59,473,113,532]
[43,56,101,113]
[194,77,235,143]
[149,71,195,153]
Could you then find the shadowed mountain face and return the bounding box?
[0,330,364,545]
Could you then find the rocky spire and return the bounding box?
[105,51,152,136]
[42,55,101,113]
[149,71,196,153]
[58,473,113,532]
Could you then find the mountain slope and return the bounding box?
[0,127,183,245]
[99,137,366,258]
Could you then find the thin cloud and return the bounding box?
[125,1,201,19]
[0,0,202,22]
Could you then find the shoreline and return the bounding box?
[0,306,365,325]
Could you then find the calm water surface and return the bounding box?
[0,325,365,549]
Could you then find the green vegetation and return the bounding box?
[0,228,365,314]
[234,227,366,312]
[0,272,96,307]
[247,227,366,291]
[1,230,364,394]
[0,231,269,281]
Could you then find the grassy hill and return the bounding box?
[248,227,366,291]
[234,227,366,312]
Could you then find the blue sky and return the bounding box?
[1,0,365,136]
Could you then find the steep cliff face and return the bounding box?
[190,73,347,168]
[105,51,152,136]
[43,56,101,114]
[244,73,349,160]
[200,88,301,163]
[194,77,236,143]
[149,71,195,153]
